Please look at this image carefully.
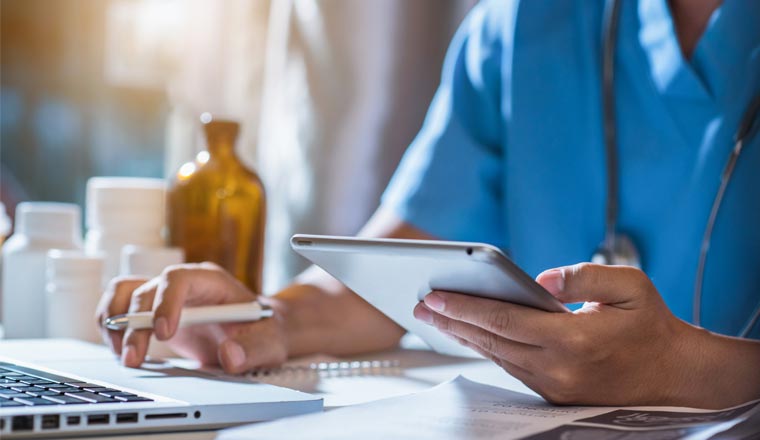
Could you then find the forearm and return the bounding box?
[673,322,760,408]
[273,208,432,359]
[275,266,405,358]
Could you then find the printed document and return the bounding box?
[217,376,759,439]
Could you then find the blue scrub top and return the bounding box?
[382,0,760,338]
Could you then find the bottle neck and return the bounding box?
[208,136,236,154]
[203,119,241,162]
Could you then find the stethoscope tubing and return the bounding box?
[601,0,760,338]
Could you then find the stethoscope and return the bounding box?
[592,0,760,338]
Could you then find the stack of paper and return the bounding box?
[217,376,759,440]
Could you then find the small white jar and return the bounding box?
[46,250,104,343]
[1,202,83,338]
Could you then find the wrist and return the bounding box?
[664,320,760,408]
[274,281,406,358]
[271,284,336,358]
[660,320,711,406]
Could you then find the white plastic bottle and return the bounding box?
[85,177,166,285]
[1,202,83,338]
[119,245,185,358]
[46,250,104,342]
[0,202,11,339]
[120,245,185,278]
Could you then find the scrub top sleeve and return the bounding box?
[381,3,507,247]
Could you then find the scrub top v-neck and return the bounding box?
[382,0,760,338]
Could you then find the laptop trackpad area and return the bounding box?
[2,339,320,406]
[43,359,312,405]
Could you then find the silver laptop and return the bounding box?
[0,339,322,438]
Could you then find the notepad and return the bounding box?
[236,355,404,396]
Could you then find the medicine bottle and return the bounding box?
[119,245,184,358]
[46,250,104,342]
[120,245,185,278]
[84,177,166,285]
[1,202,82,338]
[167,114,266,294]
[0,201,12,331]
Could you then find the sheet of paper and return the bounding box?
[217,376,759,440]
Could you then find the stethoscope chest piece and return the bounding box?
[591,233,641,269]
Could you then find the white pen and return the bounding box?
[103,301,274,331]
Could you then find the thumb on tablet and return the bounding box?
[536,263,649,308]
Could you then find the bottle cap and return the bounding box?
[86,177,166,230]
[120,245,185,277]
[46,250,104,281]
[14,202,82,245]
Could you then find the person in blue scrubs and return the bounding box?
[100,0,760,409]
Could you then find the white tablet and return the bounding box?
[290,234,569,358]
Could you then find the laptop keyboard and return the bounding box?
[0,362,153,408]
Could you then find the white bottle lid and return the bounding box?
[14,202,82,245]
[120,245,185,277]
[47,250,104,281]
[86,177,166,231]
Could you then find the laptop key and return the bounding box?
[64,382,102,388]
[12,376,42,382]
[1,365,74,383]
[91,387,121,393]
[13,397,57,406]
[0,388,19,394]
[42,395,91,405]
[100,391,136,397]
[18,386,45,393]
[65,391,119,403]
[0,400,25,407]
[27,390,61,397]
[48,386,84,393]
[114,395,153,402]
[20,378,56,385]
[1,393,29,398]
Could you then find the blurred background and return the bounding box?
[1,0,476,292]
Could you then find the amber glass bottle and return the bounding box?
[167,115,266,294]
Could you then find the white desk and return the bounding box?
[72,336,534,440]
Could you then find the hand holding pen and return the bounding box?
[96,263,286,373]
